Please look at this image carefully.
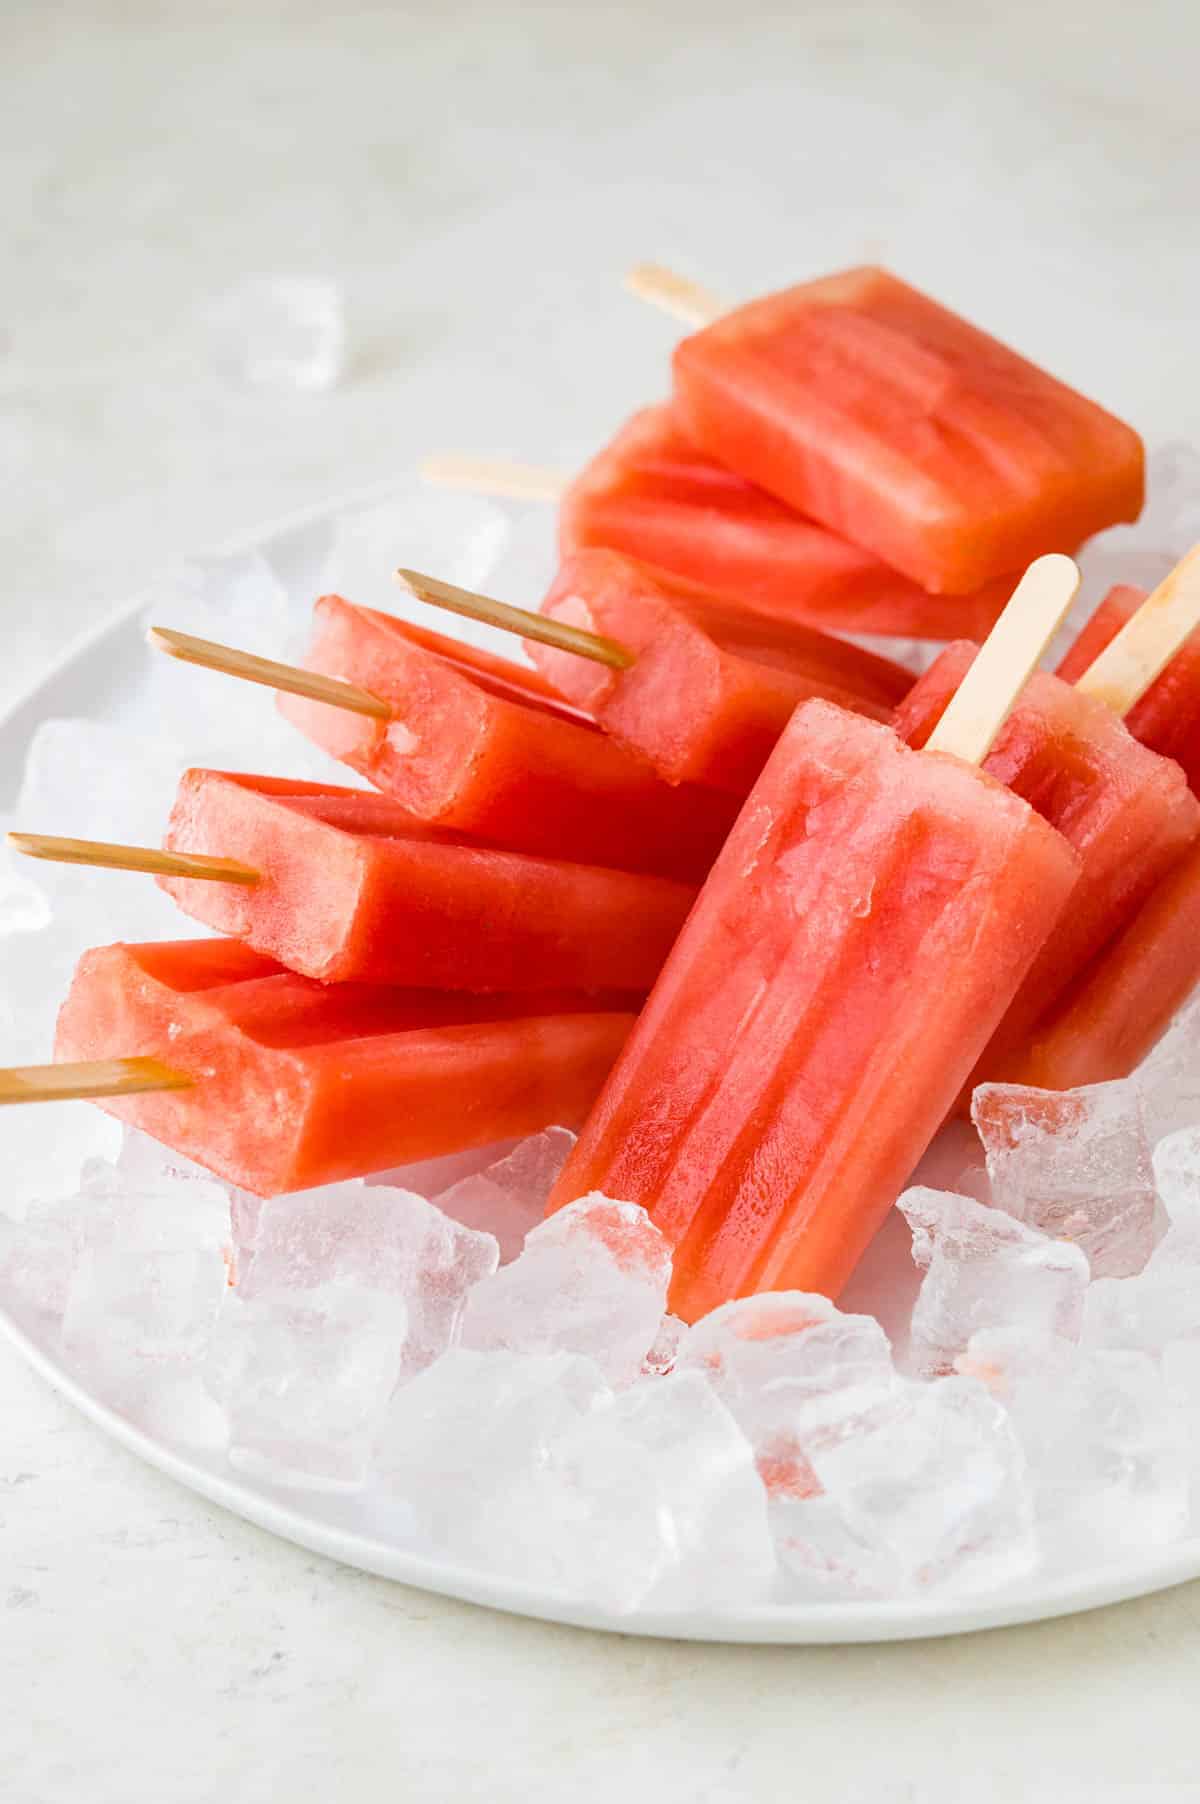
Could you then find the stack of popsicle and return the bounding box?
[8,258,1200,1333]
[435,262,1146,645]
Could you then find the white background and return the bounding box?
[4,2,1200,1797]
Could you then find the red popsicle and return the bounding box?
[155,769,695,991]
[272,597,739,880]
[523,549,912,794]
[995,842,1200,1093]
[1057,583,1200,790]
[52,940,637,1195]
[894,645,1199,1096]
[673,266,1145,595]
[560,403,1016,640]
[549,557,1084,1318]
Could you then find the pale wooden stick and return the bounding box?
[419,454,567,503]
[0,1057,193,1106]
[623,263,724,329]
[396,569,636,672]
[926,554,1082,766]
[147,626,391,720]
[7,832,260,887]
[1074,543,1200,715]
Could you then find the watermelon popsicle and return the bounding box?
[401,553,913,797]
[149,610,739,883]
[548,557,1085,1318]
[38,939,637,1195]
[894,544,1200,1096]
[10,771,697,992]
[671,266,1145,595]
[560,403,1017,641]
[1057,581,1200,788]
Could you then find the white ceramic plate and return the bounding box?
[4,480,1199,1644]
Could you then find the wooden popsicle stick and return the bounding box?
[623,263,724,329]
[146,626,392,720]
[926,554,1082,767]
[0,1057,193,1106]
[419,454,567,503]
[396,568,636,672]
[7,832,260,887]
[1074,543,1200,715]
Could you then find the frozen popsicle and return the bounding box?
[559,403,1017,640]
[894,545,1200,1097]
[149,611,739,882]
[42,939,637,1194]
[995,842,1200,1094]
[10,771,697,992]
[671,266,1145,595]
[894,645,1200,1079]
[401,553,913,796]
[548,557,1084,1318]
[1057,583,1200,790]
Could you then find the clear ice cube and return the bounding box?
[1152,1127,1200,1252]
[322,486,508,620]
[679,1292,898,1499]
[433,1127,576,1262]
[973,1079,1159,1278]
[208,276,346,392]
[965,1328,1189,1564]
[378,1351,774,1612]
[242,1181,497,1378]
[786,1376,1036,1597]
[899,1187,1089,1377]
[459,1193,671,1386]
[208,1277,408,1490]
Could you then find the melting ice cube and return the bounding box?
[973,1079,1159,1278]
[899,1187,1089,1377]
[459,1193,670,1386]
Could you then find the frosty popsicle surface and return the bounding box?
[526,548,912,794]
[559,403,1017,640]
[54,940,637,1195]
[159,770,696,992]
[275,596,739,881]
[894,644,1200,1086]
[673,267,1145,595]
[547,694,1081,1319]
[1057,583,1200,791]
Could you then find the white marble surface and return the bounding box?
[4,1,1200,1796]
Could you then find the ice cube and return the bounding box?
[322,486,508,621]
[208,276,345,392]
[898,1187,1089,1377]
[679,1292,898,1500]
[0,1105,122,1225]
[151,549,293,656]
[433,1127,576,1262]
[459,1194,670,1386]
[1152,1128,1200,1252]
[1137,987,1200,1142]
[1162,1339,1200,1501]
[1082,1222,1200,1355]
[973,1079,1158,1278]
[8,720,193,953]
[790,1376,1036,1596]
[968,1329,1189,1564]
[242,1181,497,1377]
[208,1277,408,1490]
[480,506,560,614]
[0,1197,83,1321]
[378,1351,775,1611]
